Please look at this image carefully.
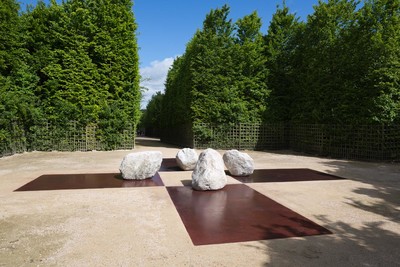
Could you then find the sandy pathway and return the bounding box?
[1,137,399,266]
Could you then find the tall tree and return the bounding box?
[90,0,141,126]
[23,0,140,143]
[190,5,239,124]
[162,5,270,130]
[263,4,302,122]
[290,0,359,123]
[161,53,193,128]
[0,0,20,79]
[141,91,164,136]
[189,6,268,124]
[0,0,39,145]
[233,11,269,122]
[292,0,400,124]
[351,0,400,123]
[84,0,141,145]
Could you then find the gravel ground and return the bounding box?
[0,137,399,266]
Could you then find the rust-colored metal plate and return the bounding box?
[166,184,332,245]
[159,158,182,172]
[15,172,164,191]
[229,168,345,183]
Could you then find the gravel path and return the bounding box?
[1,137,399,266]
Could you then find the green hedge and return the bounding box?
[0,121,135,158]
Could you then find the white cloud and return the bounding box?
[140,57,175,109]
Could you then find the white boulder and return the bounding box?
[223,149,254,176]
[176,148,198,171]
[119,151,162,180]
[192,148,227,191]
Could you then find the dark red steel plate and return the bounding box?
[159,158,182,172]
[166,184,332,245]
[228,168,345,183]
[15,172,164,191]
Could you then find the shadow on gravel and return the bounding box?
[324,160,400,223]
[135,137,180,149]
[251,160,400,266]
[257,216,400,267]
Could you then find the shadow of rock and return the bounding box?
[180,179,192,186]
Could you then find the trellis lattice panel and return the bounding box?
[193,123,286,150]
[1,121,136,158]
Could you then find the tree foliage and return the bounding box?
[263,3,303,122]
[355,0,400,123]
[156,1,400,137]
[266,0,400,124]
[1,0,140,150]
[2,1,400,152]
[161,5,269,131]
[141,91,164,136]
[0,0,40,144]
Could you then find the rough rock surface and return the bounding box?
[192,148,227,190]
[176,148,198,171]
[119,151,162,180]
[223,149,254,176]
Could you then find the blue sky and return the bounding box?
[18,0,320,108]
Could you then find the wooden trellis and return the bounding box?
[0,121,136,158]
[192,123,400,161]
[2,121,399,161]
[193,123,287,150]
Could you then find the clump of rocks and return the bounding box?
[119,148,254,192]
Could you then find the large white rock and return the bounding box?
[223,149,254,176]
[176,148,198,171]
[192,148,227,191]
[119,151,162,180]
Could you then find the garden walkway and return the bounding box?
[1,137,399,266]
